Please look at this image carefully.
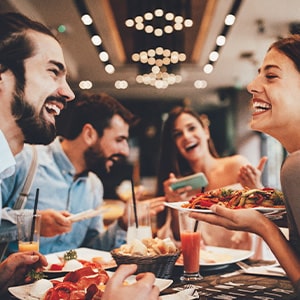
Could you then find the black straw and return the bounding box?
[194,186,206,232]
[30,188,39,242]
[130,178,139,228]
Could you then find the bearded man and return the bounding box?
[2,92,165,254]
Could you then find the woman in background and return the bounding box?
[156,106,267,253]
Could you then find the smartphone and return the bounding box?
[170,172,208,191]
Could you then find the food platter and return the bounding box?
[8,271,173,300]
[44,247,117,273]
[176,246,254,269]
[164,201,286,215]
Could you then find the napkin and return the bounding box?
[160,288,197,300]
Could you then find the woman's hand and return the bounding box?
[163,173,191,202]
[189,204,267,236]
[238,156,268,189]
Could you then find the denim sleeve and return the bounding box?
[82,220,127,251]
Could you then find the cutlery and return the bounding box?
[236,261,286,276]
[67,207,110,222]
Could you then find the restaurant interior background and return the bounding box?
[1,0,298,198]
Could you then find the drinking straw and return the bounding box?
[30,188,39,242]
[130,177,139,228]
[193,186,206,232]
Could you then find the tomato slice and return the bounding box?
[49,264,64,271]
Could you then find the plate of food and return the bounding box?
[44,248,117,274]
[165,187,286,215]
[176,246,254,269]
[8,269,173,300]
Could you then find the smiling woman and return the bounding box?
[155,106,266,252]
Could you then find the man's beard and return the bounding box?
[84,144,107,174]
[84,144,125,174]
[12,90,56,145]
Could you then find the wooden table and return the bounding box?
[161,260,297,299]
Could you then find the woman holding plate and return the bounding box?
[190,34,300,295]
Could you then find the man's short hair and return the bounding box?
[56,91,138,139]
[0,12,57,90]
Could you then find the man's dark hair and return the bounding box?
[56,91,138,139]
[0,12,57,91]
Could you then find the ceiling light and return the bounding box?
[154,9,164,17]
[91,35,102,46]
[145,25,154,33]
[144,12,153,20]
[174,23,183,31]
[216,35,226,46]
[125,19,134,27]
[194,80,208,89]
[164,25,173,34]
[135,16,143,23]
[174,16,184,23]
[165,12,174,21]
[136,23,144,30]
[79,80,92,89]
[81,14,93,25]
[148,49,155,57]
[154,28,163,36]
[184,19,193,27]
[203,64,213,74]
[115,80,128,89]
[132,53,139,62]
[105,64,115,74]
[99,51,109,62]
[209,51,219,62]
[225,14,236,26]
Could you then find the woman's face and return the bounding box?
[172,112,210,161]
[247,48,300,143]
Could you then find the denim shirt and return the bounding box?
[0,130,16,222]
[2,137,126,254]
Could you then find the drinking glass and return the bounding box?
[126,201,152,243]
[178,210,202,282]
[17,213,41,252]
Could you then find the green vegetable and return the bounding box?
[64,249,77,261]
[27,269,46,281]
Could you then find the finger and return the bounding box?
[110,264,137,284]
[169,173,176,179]
[135,272,156,288]
[257,156,268,171]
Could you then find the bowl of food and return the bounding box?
[111,237,180,279]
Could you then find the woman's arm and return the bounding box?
[190,205,300,286]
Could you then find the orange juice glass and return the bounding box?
[17,213,41,252]
[18,241,39,252]
[179,211,202,282]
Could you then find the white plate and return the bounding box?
[164,201,286,214]
[176,246,254,268]
[8,271,173,300]
[44,247,117,273]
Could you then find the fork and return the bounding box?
[236,261,251,271]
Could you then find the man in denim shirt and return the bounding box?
[2,92,165,254]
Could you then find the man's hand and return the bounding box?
[102,264,159,300]
[0,251,47,294]
[39,209,72,237]
[118,197,165,230]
